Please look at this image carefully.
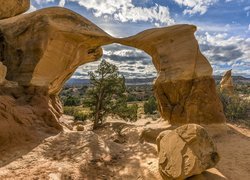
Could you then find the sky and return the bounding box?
[30,0,250,78]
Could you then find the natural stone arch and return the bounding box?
[0,7,226,142]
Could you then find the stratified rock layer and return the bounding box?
[0,0,30,20]
[157,124,220,180]
[220,69,234,94]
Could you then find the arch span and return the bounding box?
[0,7,225,138]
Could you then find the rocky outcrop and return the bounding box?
[157,124,220,179]
[0,4,226,145]
[0,7,114,146]
[0,0,30,20]
[118,26,226,124]
[220,69,234,94]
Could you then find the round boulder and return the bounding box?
[157,124,219,180]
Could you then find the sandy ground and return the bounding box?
[0,115,249,180]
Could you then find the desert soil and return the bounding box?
[0,115,249,180]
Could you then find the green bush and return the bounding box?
[63,106,88,121]
[63,96,81,106]
[218,91,249,121]
[115,103,138,122]
[144,96,157,114]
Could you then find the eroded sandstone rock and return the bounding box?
[157,124,219,180]
[0,6,226,146]
[0,7,113,146]
[0,0,30,20]
[118,26,226,124]
[220,69,234,94]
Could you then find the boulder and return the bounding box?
[0,0,30,19]
[220,69,234,94]
[157,124,219,180]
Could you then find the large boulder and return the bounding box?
[157,124,219,180]
[0,0,30,20]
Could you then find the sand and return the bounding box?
[0,116,249,180]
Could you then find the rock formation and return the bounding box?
[118,26,226,124]
[220,69,234,94]
[0,0,30,20]
[0,7,115,147]
[0,2,226,145]
[157,124,220,179]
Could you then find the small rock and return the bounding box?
[76,125,84,131]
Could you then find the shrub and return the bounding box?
[63,96,81,106]
[218,91,249,122]
[144,96,157,114]
[116,104,138,122]
[63,106,88,121]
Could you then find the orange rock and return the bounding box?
[220,69,234,94]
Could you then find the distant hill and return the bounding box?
[65,77,156,86]
[65,76,250,87]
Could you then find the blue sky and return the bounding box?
[30,0,250,78]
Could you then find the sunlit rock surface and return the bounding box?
[0,0,30,20]
[0,6,226,146]
[157,124,220,179]
[118,25,226,124]
[220,69,234,94]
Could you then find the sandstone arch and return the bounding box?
[0,7,226,145]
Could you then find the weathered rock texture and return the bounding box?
[0,0,30,20]
[157,124,220,180]
[0,62,6,84]
[0,6,226,144]
[118,26,226,124]
[220,69,234,94]
[0,7,113,146]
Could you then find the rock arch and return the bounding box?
[0,7,226,144]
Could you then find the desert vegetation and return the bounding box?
[60,61,141,129]
[217,89,250,126]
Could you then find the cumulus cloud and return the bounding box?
[59,0,65,7]
[173,0,218,15]
[197,32,250,76]
[58,0,174,26]
[73,44,156,79]
[34,0,55,4]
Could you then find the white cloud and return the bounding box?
[244,6,250,11]
[73,44,156,79]
[59,0,65,7]
[173,0,218,15]
[34,0,55,4]
[196,32,250,76]
[60,0,174,26]
[26,5,37,13]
